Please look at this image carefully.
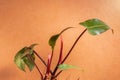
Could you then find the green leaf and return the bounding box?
[22,54,35,71]
[58,64,78,70]
[80,18,110,35]
[14,44,37,71]
[14,47,27,71]
[49,34,59,50]
[49,27,73,50]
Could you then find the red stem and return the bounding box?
[58,36,63,64]
[61,29,87,63]
[33,50,47,66]
[53,29,87,79]
[33,50,53,75]
[51,36,63,79]
[27,54,43,80]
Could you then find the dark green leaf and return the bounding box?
[14,47,27,71]
[80,18,110,35]
[22,54,35,71]
[49,34,59,50]
[49,27,73,50]
[14,44,37,71]
[58,64,78,70]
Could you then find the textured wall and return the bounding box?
[0,0,120,80]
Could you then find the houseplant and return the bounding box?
[14,18,112,80]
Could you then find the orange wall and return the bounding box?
[0,0,120,80]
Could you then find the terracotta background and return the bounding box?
[0,0,120,80]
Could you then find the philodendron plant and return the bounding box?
[14,18,112,80]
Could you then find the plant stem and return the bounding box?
[27,54,43,80]
[33,50,47,66]
[53,70,62,79]
[51,36,63,79]
[52,29,87,79]
[50,50,54,66]
[61,28,87,63]
[33,60,44,80]
[33,50,53,75]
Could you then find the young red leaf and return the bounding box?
[58,35,63,64]
[46,54,51,75]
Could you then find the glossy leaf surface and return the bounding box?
[80,18,110,35]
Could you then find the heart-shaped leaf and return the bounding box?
[80,18,110,35]
[58,64,78,70]
[49,27,73,50]
[14,44,37,71]
[14,47,27,71]
[46,54,51,75]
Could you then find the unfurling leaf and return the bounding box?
[58,64,78,70]
[14,44,37,71]
[58,36,63,64]
[49,27,73,50]
[80,18,110,35]
[46,54,51,75]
